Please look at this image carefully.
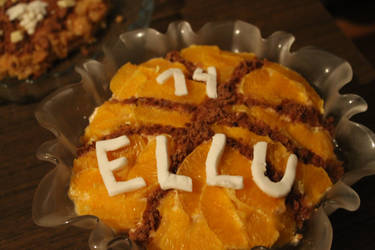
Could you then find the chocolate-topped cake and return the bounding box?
[0,0,109,80]
[68,45,343,249]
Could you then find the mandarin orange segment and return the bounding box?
[69,168,147,231]
[137,63,207,105]
[126,138,158,187]
[186,214,224,250]
[83,102,137,142]
[296,163,332,206]
[264,61,323,112]
[273,210,297,246]
[212,123,271,145]
[286,121,335,161]
[84,101,191,143]
[263,60,307,86]
[70,136,165,233]
[245,209,280,248]
[181,45,245,83]
[218,146,286,216]
[149,191,223,250]
[127,136,175,188]
[73,135,147,177]
[110,62,144,100]
[201,186,249,248]
[224,189,282,248]
[177,142,210,216]
[107,135,149,180]
[72,150,98,175]
[133,105,191,127]
[147,191,189,250]
[239,67,314,108]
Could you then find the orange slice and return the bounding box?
[244,208,280,247]
[239,66,317,109]
[138,59,207,105]
[201,186,249,248]
[149,191,223,250]
[133,105,192,127]
[70,136,175,232]
[84,102,192,142]
[107,135,148,180]
[126,137,158,187]
[110,62,140,99]
[273,210,297,246]
[177,141,210,216]
[181,45,246,83]
[111,58,207,104]
[212,123,271,145]
[296,163,332,207]
[69,168,147,231]
[127,136,175,188]
[224,188,282,248]
[264,61,323,112]
[83,101,136,142]
[73,135,148,178]
[219,146,287,216]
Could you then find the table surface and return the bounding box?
[1,0,375,249]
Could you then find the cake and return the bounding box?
[0,0,109,80]
[68,45,343,249]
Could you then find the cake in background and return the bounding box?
[0,0,109,80]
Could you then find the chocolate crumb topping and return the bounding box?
[226,137,253,160]
[286,188,313,229]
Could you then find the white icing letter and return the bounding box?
[193,67,217,98]
[96,135,146,196]
[156,68,188,96]
[156,135,192,192]
[251,142,297,198]
[206,133,243,189]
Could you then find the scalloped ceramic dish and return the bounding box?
[0,0,154,103]
[33,20,375,250]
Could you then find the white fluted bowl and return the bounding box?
[33,20,375,250]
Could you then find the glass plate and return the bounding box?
[33,20,375,250]
[0,0,154,103]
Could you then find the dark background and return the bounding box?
[320,1,375,249]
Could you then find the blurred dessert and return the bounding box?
[68,45,343,249]
[0,0,109,80]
